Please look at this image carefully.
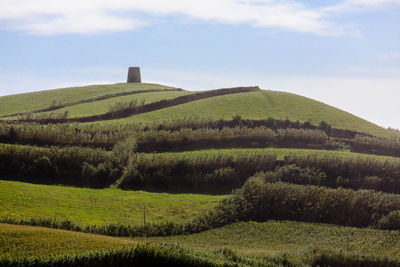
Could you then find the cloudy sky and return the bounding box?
[0,0,399,128]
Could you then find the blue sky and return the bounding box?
[0,0,399,128]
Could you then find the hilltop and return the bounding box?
[0,83,390,138]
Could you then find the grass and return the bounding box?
[137,220,400,259]
[0,223,293,266]
[0,83,173,117]
[0,180,225,225]
[0,223,136,260]
[157,147,400,161]
[39,90,195,118]
[106,90,389,138]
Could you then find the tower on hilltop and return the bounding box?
[127,67,141,83]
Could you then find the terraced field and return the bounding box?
[1,82,399,266]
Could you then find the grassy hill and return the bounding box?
[116,90,387,137]
[0,83,390,137]
[0,83,175,117]
[1,82,399,266]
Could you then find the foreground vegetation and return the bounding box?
[0,223,136,260]
[2,223,400,267]
[139,220,400,260]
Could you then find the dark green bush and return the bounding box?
[377,210,400,230]
[203,178,400,230]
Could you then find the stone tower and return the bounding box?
[127,67,141,83]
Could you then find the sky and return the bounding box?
[0,0,399,128]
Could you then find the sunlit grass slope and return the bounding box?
[0,83,174,116]
[112,90,388,137]
[159,147,399,161]
[42,90,194,118]
[138,220,400,259]
[0,223,136,260]
[0,180,225,225]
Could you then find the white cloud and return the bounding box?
[0,0,397,36]
[322,0,400,13]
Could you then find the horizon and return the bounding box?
[0,0,399,128]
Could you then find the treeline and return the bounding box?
[0,142,135,187]
[352,134,400,157]
[116,152,277,191]
[0,123,130,149]
[205,178,400,230]
[283,153,400,193]
[135,127,341,152]
[15,87,260,123]
[117,151,400,193]
[141,116,366,140]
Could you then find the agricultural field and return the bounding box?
[1,83,400,266]
[138,220,400,259]
[0,180,225,225]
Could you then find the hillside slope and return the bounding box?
[118,90,387,137]
[0,83,175,117]
[0,83,390,137]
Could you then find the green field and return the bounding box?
[158,147,400,161]
[138,220,400,259]
[0,223,136,260]
[0,180,225,225]
[0,83,173,117]
[39,90,194,118]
